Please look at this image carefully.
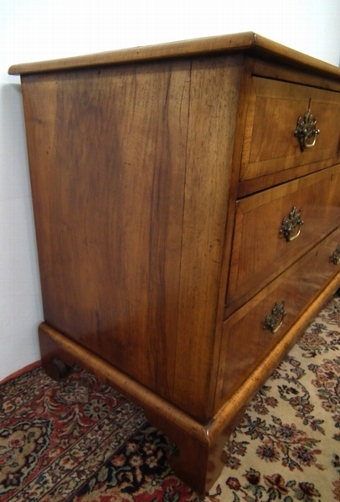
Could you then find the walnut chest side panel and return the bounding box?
[21,55,243,421]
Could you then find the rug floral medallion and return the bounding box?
[1,296,340,502]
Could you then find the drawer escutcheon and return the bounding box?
[294,98,320,152]
[280,207,304,242]
[263,301,286,334]
[331,244,340,265]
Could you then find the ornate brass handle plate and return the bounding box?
[331,244,340,265]
[264,301,286,334]
[280,207,303,242]
[294,98,320,152]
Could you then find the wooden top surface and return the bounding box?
[8,32,340,78]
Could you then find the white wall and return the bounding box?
[1,0,340,381]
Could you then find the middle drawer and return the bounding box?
[226,164,340,315]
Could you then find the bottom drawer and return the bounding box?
[216,226,340,407]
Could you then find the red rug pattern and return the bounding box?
[1,296,340,501]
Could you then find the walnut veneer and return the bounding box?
[9,32,340,494]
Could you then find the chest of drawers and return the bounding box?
[9,32,340,494]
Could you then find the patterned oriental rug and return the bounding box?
[1,296,340,502]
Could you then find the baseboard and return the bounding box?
[0,360,41,385]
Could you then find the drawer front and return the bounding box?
[226,164,340,314]
[218,226,340,405]
[240,77,340,181]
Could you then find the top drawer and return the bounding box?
[240,77,340,181]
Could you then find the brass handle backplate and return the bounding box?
[331,244,340,265]
[294,98,320,152]
[280,207,303,242]
[264,301,286,334]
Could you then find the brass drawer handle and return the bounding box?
[264,301,286,334]
[280,207,303,242]
[294,98,320,152]
[331,244,340,265]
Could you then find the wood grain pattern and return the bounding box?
[252,58,340,92]
[212,270,340,428]
[38,268,340,493]
[237,156,340,198]
[39,321,249,494]
[227,164,340,314]
[9,32,340,80]
[171,55,243,420]
[219,225,340,406]
[14,34,340,494]
[23,60,191,402]
[22,55,244,421]
[9,32,256,75]
[240,77,340,181]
